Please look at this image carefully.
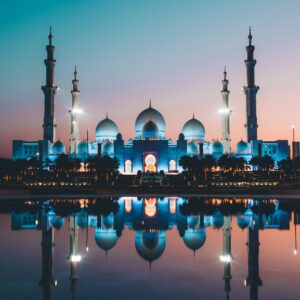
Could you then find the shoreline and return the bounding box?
[1,186,300,200]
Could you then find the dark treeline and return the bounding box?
[179,154,300,184]
[0,154,120,185]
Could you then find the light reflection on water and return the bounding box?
[0,197,300,300]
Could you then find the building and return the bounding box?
[12,28,289,172]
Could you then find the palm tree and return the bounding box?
[54,154,74,176]
[179,155,192,171]
[28,157,42,177]
[13,159,29,181]
[0,158,13,181]
[95,156,120,184]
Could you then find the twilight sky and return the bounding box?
[1,0,300,157]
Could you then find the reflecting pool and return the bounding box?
[1,197,300,299]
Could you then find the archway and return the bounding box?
[125,160,132,173]
[144,154,157,172]
[169,160,176,171]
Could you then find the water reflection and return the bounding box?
[1,197,300,300]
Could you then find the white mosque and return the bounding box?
[12,28,289,172]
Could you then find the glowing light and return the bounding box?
[70,254,82,262]
[218,108,231,115]
[219,254,232,263]
[72,108,83,114]
[294,249,298,255]
[291,125,295,129]
[86,247,89,252]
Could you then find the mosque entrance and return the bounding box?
[144,154,157,172]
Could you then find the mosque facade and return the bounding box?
[12,29,289,172]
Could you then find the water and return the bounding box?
[0,197,300,300]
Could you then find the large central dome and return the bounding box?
[135,103,166,139]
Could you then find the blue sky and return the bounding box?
[1,0,300,156]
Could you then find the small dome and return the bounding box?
[95,228,118,251]
[182,117,205,141]
[52,140,65,154]
[135,104,166,139]
[183,228,206,251]
[187,215,200,229]
[236,140,248,153]
[101,214,114,229]
[51,216,65,230]
[116,133,123,140]
[187,140,199,155]
[212,211,224,229]
[142,120,159,139]
[77,141,88,154]
[237,210,251,230]
[178,133,185,141]
[102,141,114,156]
[77,211,88,229]
[135,231,166,263]
[212,140,224,154]
[96,117,119,142]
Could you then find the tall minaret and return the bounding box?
[69,214,80,300]
[221,67,231,153]
[39,202,56,300]
[42,27,58,143]
[222,216,232,300]
[70,67,80,154]
[243,27,259,142]
[245,224,263,300]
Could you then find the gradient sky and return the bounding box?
[1,0,300,157]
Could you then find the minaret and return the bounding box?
[70,66,80,154]
[69,214,80,300]
[42,27,58,143]
[39,202,56,300]
[243,27,259,142]
[245,224,262,300]
[221,67,231,153]
[222,216,232,300]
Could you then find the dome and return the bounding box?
[135,104,166,139]
[95,228,118,251]
[101,214,114,229]
[77,141,88,154]
[183,228,206,251]
[212,140,224,154]
[51,216,65,230]
[237,210,252,230]
[187,215,200,229]
[236,140,248,153]
[142,120,159,139]
[52,140,65,154]
[95,117,119,142]
[77,211,88,229]
[187,140,199,155]
[102,141,114,156]
[182,117,205,141]
[212,211,224,229]
[135,231,166,263]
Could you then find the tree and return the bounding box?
[0,158,13,181]
[54,154,74,175]
[94,156,120,184]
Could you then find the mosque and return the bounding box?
[12,28,289,172]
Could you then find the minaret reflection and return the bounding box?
[220,216,232,300]
[39,202,57,300]
[69,213,81,300]
[244,218,262,300]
